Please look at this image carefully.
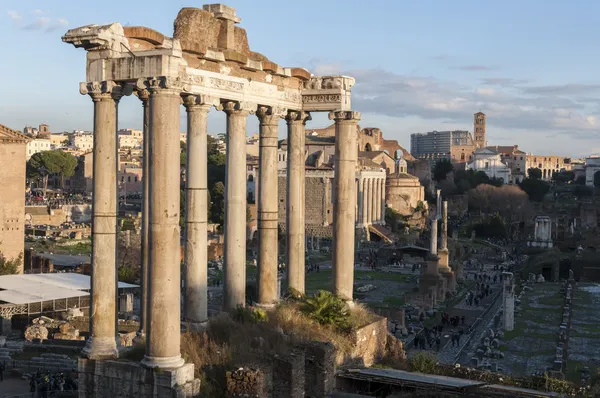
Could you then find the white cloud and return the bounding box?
[33,9,44,15]
[7,10,21,22]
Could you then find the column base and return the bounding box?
[181,320,208,332]
[141,354,185,370]
[254,302,277,309]
[82,336,119,360]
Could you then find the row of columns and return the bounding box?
[358,177,385,225]
[81,76,361,368]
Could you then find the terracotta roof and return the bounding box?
[0,123,29,143]
[358,150,387,160]
[487,145,518,154]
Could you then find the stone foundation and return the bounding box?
[77,358,200,397]
[304,341,337,398]
[347,316,387,367]
[437,249,449,268]
[440,270,456,293]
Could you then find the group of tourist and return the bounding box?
[413,321,465,352]
[29,370,78,397]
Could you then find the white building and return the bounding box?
[26,138,52,160]
[70,132,94,151]
[585,157,600,187]
[466,148,511,184]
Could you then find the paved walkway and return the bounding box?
[0,375,31,397]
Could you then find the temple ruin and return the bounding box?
[62,4,361,396]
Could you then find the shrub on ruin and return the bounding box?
[231,305,268,324]
[301,290,351,332]
[409,352,438,374]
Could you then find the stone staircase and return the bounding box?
[0,340,24,362]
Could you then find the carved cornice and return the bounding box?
[285,111,312,125]
[182,94,221,111]
[79,81,133,101]
[328,111,361,122]
[222,100,257,115]
[136,89,150,104]
[62,23,129,52]
[305,76,355,91]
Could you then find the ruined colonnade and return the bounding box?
[77,78,360,366]
[359,176,386,226]
[64,7,360,373]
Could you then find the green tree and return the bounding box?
[210,181,226,225]
[27,150,77,194]
[527,167,542,180]
[0,250,21,276]
[519,177,550,202]
[552,170,574,184]
[433,159,453,181]
[573,184,593,198]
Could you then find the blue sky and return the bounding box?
[2,0,600,157]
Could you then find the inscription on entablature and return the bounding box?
[208,77,244,91]
[302,94,342,103]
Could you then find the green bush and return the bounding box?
[232,305,269,324]
[409,352,438,373]
[301,290,351,332]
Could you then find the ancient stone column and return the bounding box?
[256,106,284,306]
[374,179,381,224]
[358,179,364,225]
[361,177,368,225]
[430,219,438,256]
[223,101,251,310]
[330,111,361,301]
[80,81,130,359]
[138,88,150,337]
[441,201,448,250]
[140,76,184,369]
[183,94,213,327]
[436,189,442,220]
[366,179,372,224]
[286,111,311,296]
[502,272,515,331]
[380,177,386,224]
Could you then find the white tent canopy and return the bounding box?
[0,273,137,305]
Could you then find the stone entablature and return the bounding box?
[62,9,353,114]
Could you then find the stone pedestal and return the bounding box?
[330,111,361,301]
[78,358,200,397]
[437,248,449,268]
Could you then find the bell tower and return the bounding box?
[474,112,486,148]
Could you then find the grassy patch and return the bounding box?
[383,296,406,307]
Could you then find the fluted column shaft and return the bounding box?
[257,106,282,305]
[366,179,372,223]
[141,77,184,369]
[183,95,212,325]
[357,179,364,225]
[441,200,448,250]
[138,89,150,337]
[81,81,128,359]
[436,189,442,220]
[430,219,438,256]
[223,101,249,310]
[380,177,386,223]
[330,111,361,301]
[286,111,310,295]
[361,177,368,225]
[374,179,381,224]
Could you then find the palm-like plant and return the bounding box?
[301,290,351,331]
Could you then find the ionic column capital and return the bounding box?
[256,106,286,126]
[80,81,133,102]
[222,100,256,115]
[328,110,361,122]
[285,110,311,125]
[137,76,184,96]
[182,94,219,112]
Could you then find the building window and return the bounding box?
[485,161,489,169]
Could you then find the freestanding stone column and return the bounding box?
[358,179,364,225]
[436,189,442,219]
[138,88,150,337]
[140,76,184,369]
[430,219,438,257]
[223,101,251,310]
[366,179,372,224]
[361,177,368,225]
[286,111,311,296]
[441,201,448,250]
[330,111,361,301]
[374,179,381,224]
[380,177,386,223]
[256,106,284,305]
[183,95,213,327]
[80,81,130,359]
[503,271,515,331]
